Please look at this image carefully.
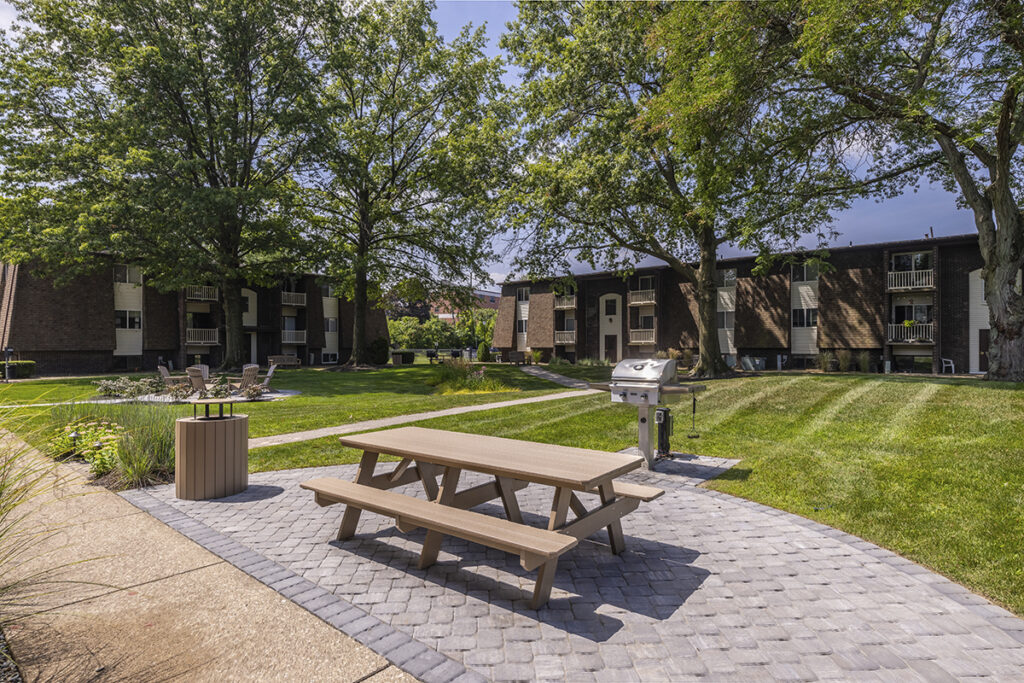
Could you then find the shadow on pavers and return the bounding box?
[326,512,709,642]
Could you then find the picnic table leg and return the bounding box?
[547,487,571,530]
[336,451,379,541]
[418,466,462,570]
[417,462,439,500]
[598,482,626,554]
[496,476,524,524]
[531,559,558,609]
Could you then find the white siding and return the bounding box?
[968,269,988,374]
[113,279,143,356]
[515,299,529,351]
[791,281,818,355]
[717,287,736,312]
[323,296,340,356]
[242,288,258,327]
[717,286,736,354]
[718,329,736,354]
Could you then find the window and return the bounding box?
[281,316,298,331]
[113,264,142,284]
[792,308,818,328]
[516,319,528,334]
[715,269,737,288]
[325,317,338,332]
[893,304,932,324]
[637,275,655,291]
[604,298,617,316]
[564,317,576,331]
[639,313,655,330]
[516,287,530,302]
[322,352,338,364]
[114,310,141,329]
[320,284,332,298]
[891,251,931,272]
[791,263,819,282]
[716,310,735,329]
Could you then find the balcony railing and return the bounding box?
[888,323,934,343]
[281,329,306,344]
[627,289,656,306]
[554,295,576,310]
[185,285,219,301]
[554,330,576,345]
[888,269,934,290]
[629,328,657,345]
[281,291,307,307]
[186,328,219,345]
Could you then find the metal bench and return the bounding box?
[301,477,578,608]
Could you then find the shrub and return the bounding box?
[368,337,390,365]
[477,342,491,362]
[241,384,266,401]
[837,349,853,372]
[0,361,35,379]
[94,376,164,398]
[548,355,571,367]
[666,347,685,361]
[817,350,835,372]
[50,420,124,476]
[530,349,543,364]
[427,359,516,394]
[200,376,232,399]
[577,357,610,367]
[167,383,195,402]
[49,403,177,488]
[653,350,669,359]
[858,350,872,373]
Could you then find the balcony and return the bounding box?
[627,289,656,306]
[554,295,576,310]
[281,329,306,344]
[629,328,657,345]
[554,330,576,345]
[185,285,219,301]
[281,291,307,307]
[888,269,934,291]
[186,328,219,345]
[888,323,934,344]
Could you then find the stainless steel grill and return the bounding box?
[594,358,705,466]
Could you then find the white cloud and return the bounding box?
[0,3,17,30]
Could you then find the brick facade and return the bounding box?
[736,271,789,349]
[818,250,886,349]
[937,241,985,373]
[492,289,516,349]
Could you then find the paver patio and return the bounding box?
[126,455,1024,682]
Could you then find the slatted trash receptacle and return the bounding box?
[175,399,248,500]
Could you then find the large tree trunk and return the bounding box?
[347,202,372,365]
[220,278,246,371]
[689,238,732,379]
[984,262,1024,381]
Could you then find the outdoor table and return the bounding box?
[335,426,648,553]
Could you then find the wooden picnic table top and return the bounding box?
[338,426,643,490]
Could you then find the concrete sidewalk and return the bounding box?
[5,452,414,682]
[249,388,600,449]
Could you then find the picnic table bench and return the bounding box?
[507,350,530,365]
[300,426,663,608]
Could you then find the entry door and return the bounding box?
[604,335,618,363]
[979,329,989,372]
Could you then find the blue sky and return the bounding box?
[0,0,976,284]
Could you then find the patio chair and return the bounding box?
[194,364,210,380]
[941,358,955,374]
[228,364,260,392]
[158,365,189,388]
[186,366,212,393]
[258,364,277,390]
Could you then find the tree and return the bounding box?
[502,2,851,377]
[0,0,317,369]
[684,0,1024,380]
[305,0,508,365]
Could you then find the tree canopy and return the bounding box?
[0,0,318,368]
[305,0,509,364]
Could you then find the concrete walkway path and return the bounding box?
[249,388,600,449]
[5,446,413,682]
[516,365,595,389]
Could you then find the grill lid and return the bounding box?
[610,358,677,385]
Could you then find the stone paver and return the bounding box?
[135,458,1024,681]
[248,388,600,448]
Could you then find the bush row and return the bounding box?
[0,361,35,378]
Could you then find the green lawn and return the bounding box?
[252,372,1024,615]
[3,365,562,439]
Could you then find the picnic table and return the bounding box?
[301,426,663,608]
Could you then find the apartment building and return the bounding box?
[0,261,388,374]
[431,288,501,324]
[493,234,1004,374]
